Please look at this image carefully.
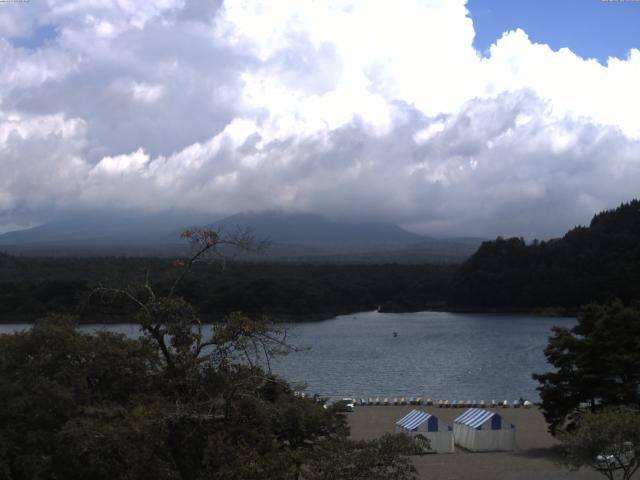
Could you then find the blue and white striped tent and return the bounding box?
[453,408,515,451]
[395,410,454,453]
[455,409,502,429]
[396,410,438,432]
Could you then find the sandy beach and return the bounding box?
[348,405,602,480]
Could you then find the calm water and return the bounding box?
[0,311,574,401]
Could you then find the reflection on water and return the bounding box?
[0,310,574,401]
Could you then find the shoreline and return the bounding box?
[0,305,577,325]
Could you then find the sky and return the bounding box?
[0,0,639,238]
[468,0,640,63]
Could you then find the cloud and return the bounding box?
[481,29,640,138]
[0,110,88,214]
[0,0,639,238]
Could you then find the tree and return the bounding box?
[0,228,423,480]
[561,406,640,480]
[452,199,640,310]
[0,316,167,480]
[304,434,428,480]
[533,301,640,434]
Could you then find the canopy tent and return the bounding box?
[453,408,516,452]
[395,409,454,453]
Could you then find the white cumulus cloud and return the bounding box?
[0,0,639,238]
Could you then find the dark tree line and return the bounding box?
[452,200,640,309]
[0,254,455,322]
[3,199,640,322]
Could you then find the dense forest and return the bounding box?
[0,255,455,322]
[452,200,640,310]
[2,199,640,321]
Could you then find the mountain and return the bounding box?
[0,210,482,262]
[211,211,424,243]
[452,199,640,309]
[209,211,482,263]
[0,212,216,255]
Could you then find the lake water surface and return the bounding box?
[0,311,574,401]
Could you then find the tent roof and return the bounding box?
[396,410,434,430]
[454,408,499,428]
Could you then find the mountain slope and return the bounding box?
[452,200,640,308]
[0,212,216,252]
[0,210,481,262]
[211,211,481,262]
[211,211,425,243]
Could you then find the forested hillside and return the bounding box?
[4,200,640,320]
[452,200,640,309]
[0,255,454,322]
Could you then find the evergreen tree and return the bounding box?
[533,301,640,434]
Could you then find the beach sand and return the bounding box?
[348,405,602,480]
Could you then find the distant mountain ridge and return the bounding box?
[211,211,425,243]
[0,210,482,262]
[0,213,215,247]
[452,199,640,309]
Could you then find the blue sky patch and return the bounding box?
[10,24,59,50]
[467,0,640,64]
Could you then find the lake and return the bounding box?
[0,310,573,401]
